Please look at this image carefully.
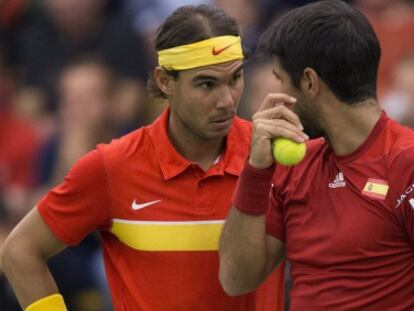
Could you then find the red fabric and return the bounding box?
[233,161,275,215]
[266,112,414,310]
[0,113,38,188]
[37,150,111,245]
[38,108,285,311]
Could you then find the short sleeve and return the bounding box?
[389,147,414,243]
[37,149,111,246]
[266,184,286,242]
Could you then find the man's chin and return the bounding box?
[204,127,231,140]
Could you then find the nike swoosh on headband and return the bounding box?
[212,44,234,55]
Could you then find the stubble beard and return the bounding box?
[294,101,324,140]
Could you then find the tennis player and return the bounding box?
[2,5,284,311]
[220,1,414,310]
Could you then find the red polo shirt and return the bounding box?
[267,113,414,310]
[38,108,284,310]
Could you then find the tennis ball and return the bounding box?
[272,138,306,166]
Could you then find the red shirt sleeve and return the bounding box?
[389,147,414,243]
[266,184,286,242]
[37,149,111,246]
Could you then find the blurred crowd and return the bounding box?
[0,0,413,310]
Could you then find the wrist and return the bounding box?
[232,160,275,215]
[25,294,67,311]
[248,158,273,170]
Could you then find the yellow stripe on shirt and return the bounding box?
[110,219,225,251]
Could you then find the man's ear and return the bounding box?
[154,66,174,96]
[300,67,319,98]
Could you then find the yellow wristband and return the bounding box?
[25,294,67,311]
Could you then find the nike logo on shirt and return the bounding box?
[131,199,162,210]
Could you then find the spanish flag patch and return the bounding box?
[362,178,389,200]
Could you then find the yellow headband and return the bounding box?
[158,35,243,70]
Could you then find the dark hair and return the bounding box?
[147,5,242,99]
[258,0,381,104]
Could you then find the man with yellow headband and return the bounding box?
[1,5,284,311]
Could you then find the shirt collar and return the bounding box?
[146,107,251,180]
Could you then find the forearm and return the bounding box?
[219,208,270,295]
[219,161,282,295]
[1,208,67,309]
[2,241,59,309]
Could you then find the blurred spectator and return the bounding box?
[0,41,40,311]
[37,55,118,185]
[238,58,281,120]
[0,49,39,228]
[33,55,120,311]
[382,53,414,128]
[355,0,414,98]
[0,104,39,223]
[8,0,149,118]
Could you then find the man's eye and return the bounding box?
[232,74,242,82]
[229,74,242,85]
[199,81,215,89]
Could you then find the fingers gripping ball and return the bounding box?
[272,138,306,166]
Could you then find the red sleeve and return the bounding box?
[389,147,414,243]
[37,149,111,246]
[265,183,286,242]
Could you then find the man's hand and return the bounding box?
[250,93,308,169]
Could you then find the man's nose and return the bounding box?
[216,86,236,109]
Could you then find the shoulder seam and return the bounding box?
[96,149,113,229]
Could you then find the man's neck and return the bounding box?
[322,97,382,156]
[168,118,225,172]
